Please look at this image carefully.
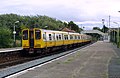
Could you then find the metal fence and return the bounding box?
[110,31,120,48]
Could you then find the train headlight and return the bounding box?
[35,44,41,47]
[23,44,29,48]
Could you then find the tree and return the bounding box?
[0,14,81,47]
[0,27,12,48]
[63,22,68,27]
[101,25,109,33]
[93,27,101,31]
[68,21,80,33]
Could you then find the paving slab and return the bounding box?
[13,41,118,78]
[108,43,120,78]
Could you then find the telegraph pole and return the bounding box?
[102,19,105,33]
[108,15,111,42]
[109,15,110,29]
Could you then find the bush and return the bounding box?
[0,27,12,48]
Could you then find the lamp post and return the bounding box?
[13,21,19,47]
[113,30,116,44]
[113,22,119,48]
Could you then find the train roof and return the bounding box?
[41,29,80,35]
[41,29,66,33]
[41,29,84,35]
[22,28,90,36]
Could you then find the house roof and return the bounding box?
[62,27,76,32]
[81,30,105,35]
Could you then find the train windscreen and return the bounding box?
[23,30,28,40]
[35,29,41,40]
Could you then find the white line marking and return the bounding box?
[0,49,22,53]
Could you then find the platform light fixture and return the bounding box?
[13,21,19,47]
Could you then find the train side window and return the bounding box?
[49,34,52,40]
[35,30,41,40]
[70,35,73,40]
[67,35,68,40]
[73,35,75,40]
[78,36,79,39]
[23,30,28,40]
[43,34,46,40]
[56,35,59,40]
[68,35,69,40]
[75,35,77,40]
[64,35,68,40]
[82,36,83,40]
[53,34,55,40]
[79,36,81,39]
[77,36,79,40]
[59,35,61,40]
[61,34,63,40]
[64,35,66,40]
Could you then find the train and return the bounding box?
[21,28,92,55]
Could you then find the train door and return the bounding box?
[29,29,34,48]
[34,29,41,48]
[22,29,29,48]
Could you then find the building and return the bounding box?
[81,30,110,42]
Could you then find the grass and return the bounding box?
[101,73,108,78]
[115,58,120,65]
[63,57,74,64]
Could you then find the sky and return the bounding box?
[0,0,120,30]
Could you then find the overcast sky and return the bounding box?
[0,0,120,30]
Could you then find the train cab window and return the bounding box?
[35,30,41,40]
[23,30,28,40]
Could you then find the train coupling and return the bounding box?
[29,48,34,54]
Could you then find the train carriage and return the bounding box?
[22,28,92,55]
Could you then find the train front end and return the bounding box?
[22,28,41,54]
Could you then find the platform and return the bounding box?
[0,47,22,53]
[9,41,120,78]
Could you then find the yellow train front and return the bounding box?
[22,28,91,55]
[22,28,42,54]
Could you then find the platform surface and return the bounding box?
[0,47,22,53]
[13,41,119,78]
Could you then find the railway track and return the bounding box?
[0,50,60,69]
[0,55,37,69]
[0,42,94,78]
[0,51,21,68]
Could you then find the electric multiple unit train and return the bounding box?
[22,28,91,55]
